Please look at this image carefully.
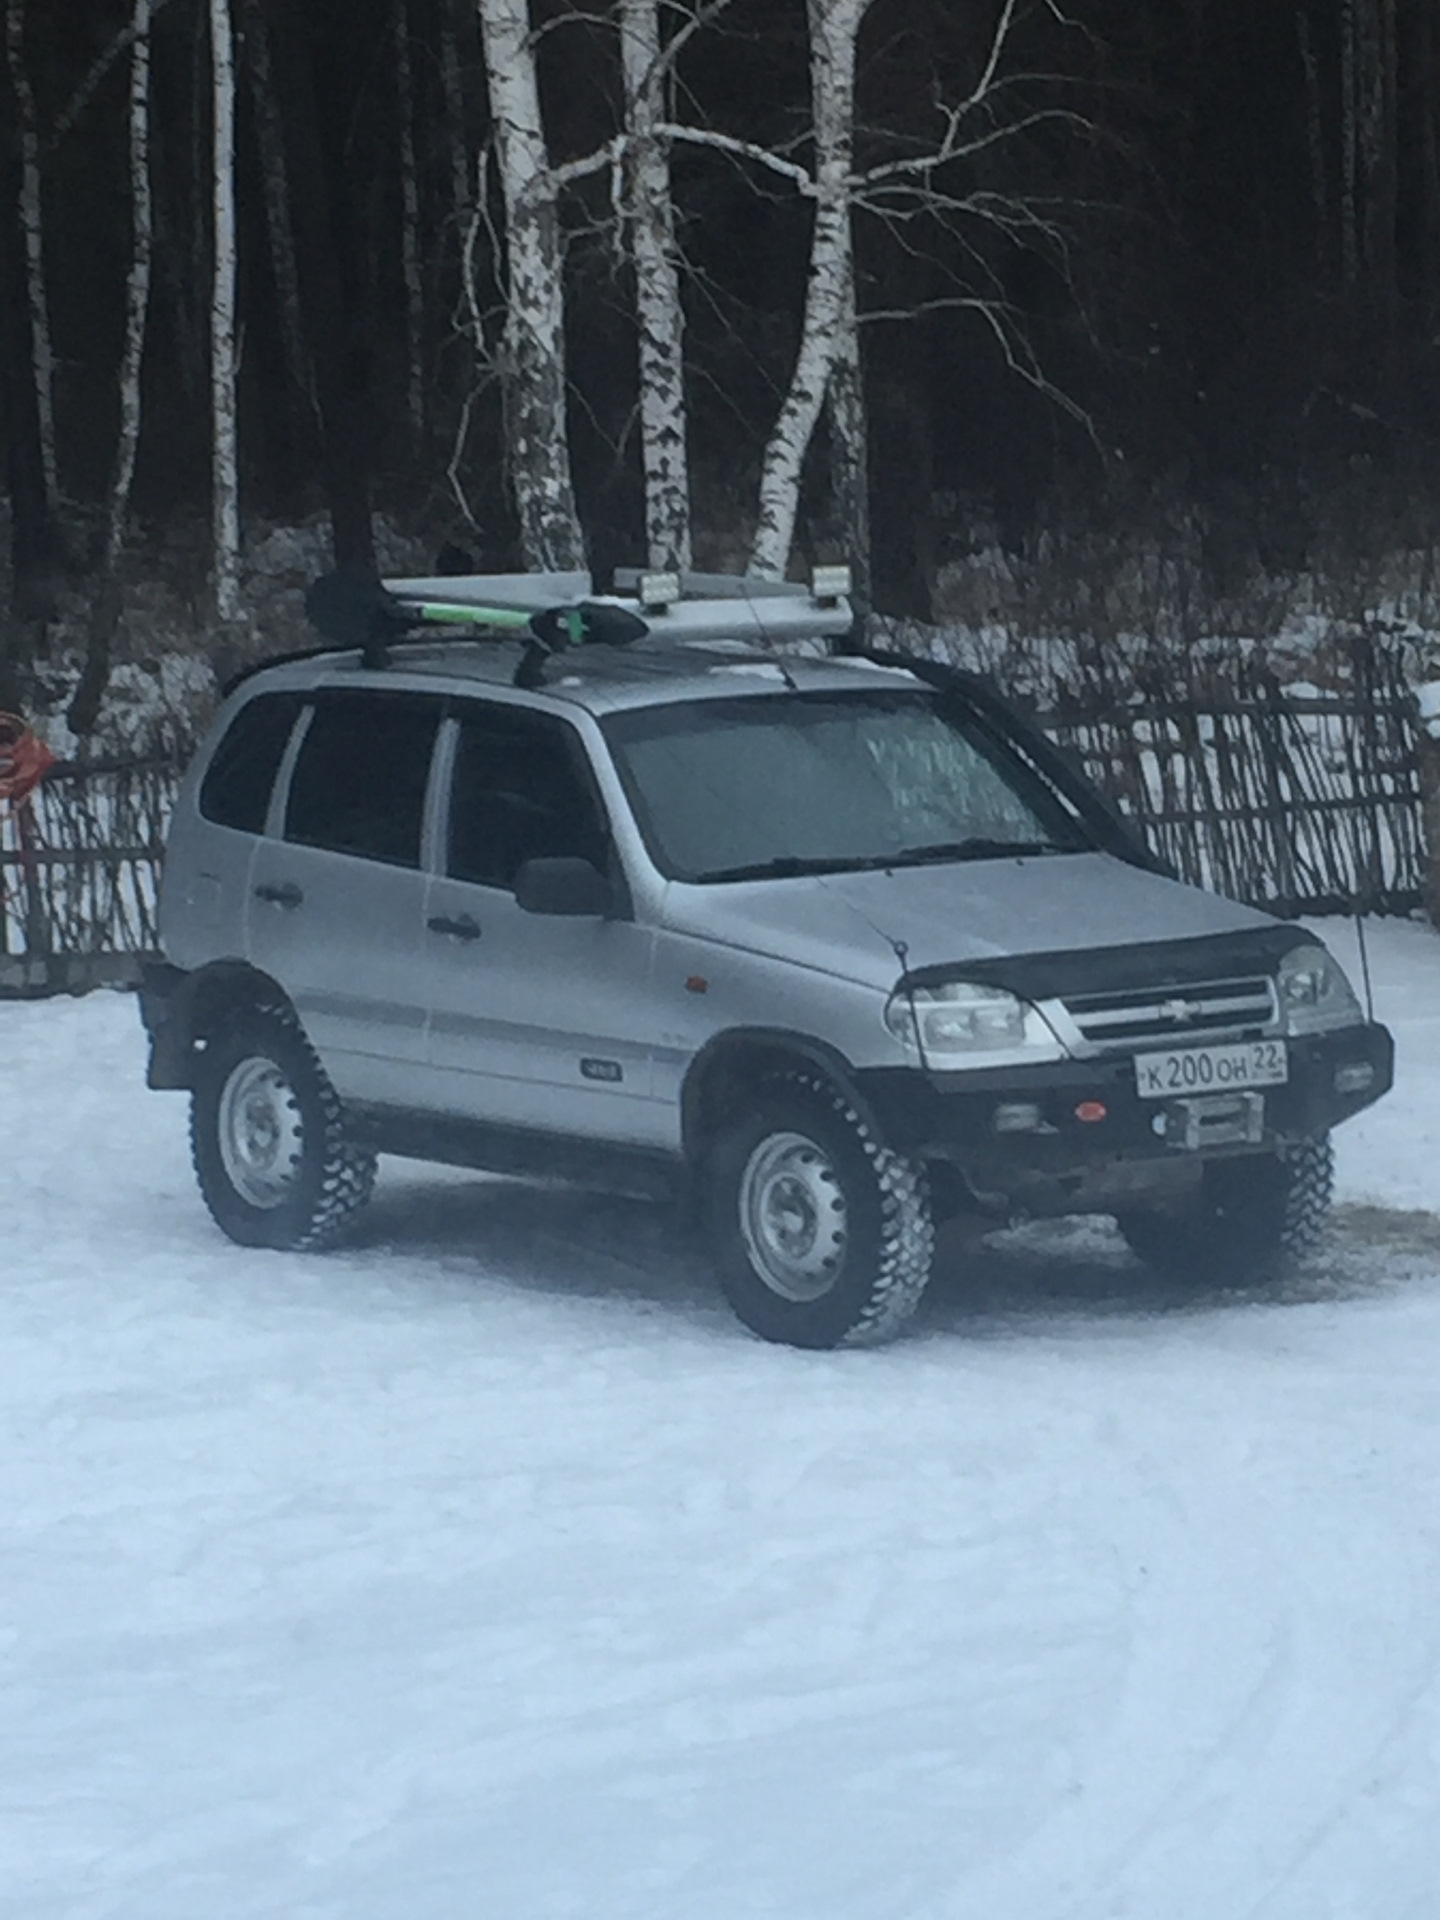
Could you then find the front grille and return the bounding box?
[1060,974,1276,1050]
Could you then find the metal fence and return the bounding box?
[1,640,1430,991]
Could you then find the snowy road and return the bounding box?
[4,919,1440,1919]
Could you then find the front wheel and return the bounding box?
[190,1005,377,1250]
[703,1074,934,1349]
[1119,1134,1334,1283]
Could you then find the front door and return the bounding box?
[422,701,666,1146]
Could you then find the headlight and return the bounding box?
[1276,942,1363,1035]
[884,979,1063,1061]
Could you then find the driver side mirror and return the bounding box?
[514,855,614,917]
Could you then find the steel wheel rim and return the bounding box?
[217,1055,304,1210]
[738,1129,848,1302]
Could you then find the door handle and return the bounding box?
[427,913,481,941]
[254,881,304,909]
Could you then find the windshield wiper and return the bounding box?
[884,836,1082,866]
[695,854,876,883]
[695,838,1083,883]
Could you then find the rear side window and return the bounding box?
[198,692,302,834]
[285,690,441,867]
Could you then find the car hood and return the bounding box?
[660,852,1276,991]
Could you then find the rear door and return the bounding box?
[422,699,667,1145]
[246,686,443,1107]
[160,689,304,969]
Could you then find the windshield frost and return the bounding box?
[603,690,1090,882]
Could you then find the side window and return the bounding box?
[447,706,608,890]
[285,691,441,867]
[198,692,302,834]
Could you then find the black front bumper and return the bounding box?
[857,1020,1394,1193]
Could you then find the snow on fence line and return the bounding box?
[1,642,1433,993]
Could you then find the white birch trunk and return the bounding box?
[475,0,585,571]
[4,0,57,508]
[209,0,241,621]
[748,0,868,581]
[825,278,868,604]
[108,0,153,567]
[396,0,425,441]
[70,0,153,738]
[620,0,691,573]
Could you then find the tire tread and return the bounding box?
[190,1001,377,1250]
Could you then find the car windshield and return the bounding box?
[601,688,1093,883]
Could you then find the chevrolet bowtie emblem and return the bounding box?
[1159,998,1201,1023]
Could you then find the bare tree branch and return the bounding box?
[46,0,181,154]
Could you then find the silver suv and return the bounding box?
[141,569,1394,1347]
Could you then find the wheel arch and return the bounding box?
[147,959,297,1089]
[680,1027,883,1165]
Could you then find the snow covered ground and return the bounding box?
[4,916,1440,1920]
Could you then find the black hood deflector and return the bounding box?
[900,924,1315,1003]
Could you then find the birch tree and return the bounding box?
[4,0,57,510]
[210,0,241,621]
[747,0,868,581]
[620,0,691,572]
[396,0,425,443]
[736,0,1095,585]
[475,0,585,569]
[70,0,153,736]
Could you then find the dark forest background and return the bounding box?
[3,0,1439,730]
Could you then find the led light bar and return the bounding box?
[638,571,681,612]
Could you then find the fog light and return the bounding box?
[1075,1100,1108,1124]
[993,1102,1043,1134]
[1334,1062,1375,1095]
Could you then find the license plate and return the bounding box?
[1134,1039,1288,1099]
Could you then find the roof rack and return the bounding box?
[382,565,854,655]
[296,563,855,690]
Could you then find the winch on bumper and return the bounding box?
[856,1019,1394,1216]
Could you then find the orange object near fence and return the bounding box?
[0,713,57,808]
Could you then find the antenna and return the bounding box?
[888,936,932,1075]
[1353,910,1376,1023]
[736,576,799,691]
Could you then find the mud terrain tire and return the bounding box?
[704,1073,934,1348]
[1120,1134,1334,1282]
[190,1005,377,1250]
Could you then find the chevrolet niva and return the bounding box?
[140,568,1393,1347]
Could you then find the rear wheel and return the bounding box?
[190,1005,377,1250]
[1119,1134,1334,1282]
[703,1074,934,1348]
